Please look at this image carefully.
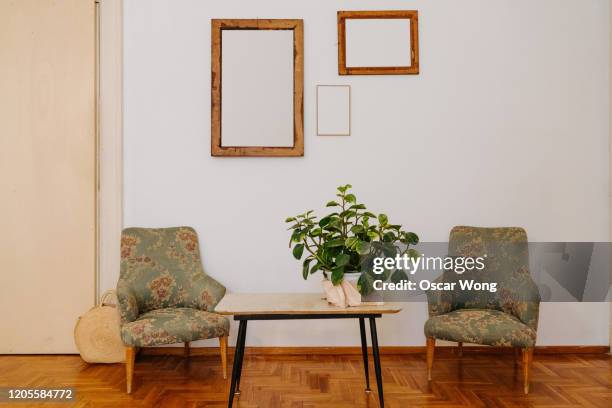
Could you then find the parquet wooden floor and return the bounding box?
[0,352,610,407]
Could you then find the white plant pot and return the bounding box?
[322,278,346,308]
[342,273,362,307]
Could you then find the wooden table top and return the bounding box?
[214,293,402,316]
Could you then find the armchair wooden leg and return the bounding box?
[426,337,435,381]
[457,341,463,357]
[522,347,534,394]
[125,346,136,394]
[184,341,190,358]
[219,335,228,380]
[514,347,520,366]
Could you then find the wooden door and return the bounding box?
[0,0,96,353]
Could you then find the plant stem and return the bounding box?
[341,195,347,238]
[303,238,326,268]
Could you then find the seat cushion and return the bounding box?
[424,309,536,347]
[121,307,229,347]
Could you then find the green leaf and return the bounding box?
[391,269,409,284]
[340,210,356,219]
[302,258,313,280]
[285,217,296,223]
[407,248,420,260]
[335,253,351,267]
[327,246,342,257]
[383,232,396,242]
[320,248,332,264]
[291,229,302,243]
[319,216,331,228]
[356,241,371,255]
[337,185,348,193]
[351,225,365,234]
[350,204,366,210]
[292,244,304,260]
[327,221,343,231]
[345,236,359,249]
[323,225,342,233]
[331,266,345,285]
[310,262,321,274]
[404,232,419,245]
[311,228,322,237]
[326,201,340,207]
[345,193,356,203]
[378,214,388,226]
[325,238,345,248]
[358,273,374,296]
[364,212,377,218]
[382,243,398,257]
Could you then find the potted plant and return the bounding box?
[286,184,419,307]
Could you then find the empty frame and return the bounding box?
[317,85,351,136]
[211,19,304,157]
[338,10,419,75]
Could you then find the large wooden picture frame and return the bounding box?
[338,10,419,75]
[211,19,304,157]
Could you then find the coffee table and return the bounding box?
[215,293,401,407]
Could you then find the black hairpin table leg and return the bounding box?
[234,320,248,395]
[369,317,384,408]
[228,320,247,408]
[359,317,371,392]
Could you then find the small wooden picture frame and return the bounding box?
[211,19,304,157]
[337,10,419,75]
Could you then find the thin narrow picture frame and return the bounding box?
[337,10,419,75]
[316,85,351,136]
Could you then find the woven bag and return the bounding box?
[74,290,125,363]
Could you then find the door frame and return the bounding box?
[609,0,612,352]
[97,0,123,302]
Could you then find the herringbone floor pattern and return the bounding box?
[0,352,610,407]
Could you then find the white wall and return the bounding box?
[120,0,610,346]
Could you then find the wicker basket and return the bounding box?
[74,290,125,363]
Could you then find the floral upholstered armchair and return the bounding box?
[117,227,229,394]
[424,226,541,394]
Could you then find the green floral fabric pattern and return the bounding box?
[121,307,229,347]
[425,226,540,346]
[117,227,229,346]
[424,309,536,347]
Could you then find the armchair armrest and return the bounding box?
[193,274,227,312]
[425,273,454,317]
[116,280,139,324]
[506,269,541,331]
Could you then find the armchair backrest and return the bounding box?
[429,226,540,330]
[118,227,226,318]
